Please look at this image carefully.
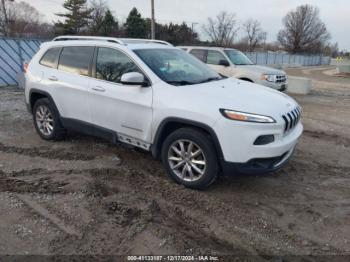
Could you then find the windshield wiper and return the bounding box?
[197,77,222,84]
[166,80,196,86]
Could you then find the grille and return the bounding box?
[282,107,302,133]
[276,75,287,83]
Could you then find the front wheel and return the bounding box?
[161,128,219,189]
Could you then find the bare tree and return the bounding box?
[2,1,46,37]
[0,0,15,36]
[277,5,330,53]
[323,42,339,57]
[89,0,107,35]
[203,12,239,47]
[242,19,267,51]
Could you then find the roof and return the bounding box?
[178,46,238,51]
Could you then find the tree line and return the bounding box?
[0,0,343,56]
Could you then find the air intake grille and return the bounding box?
[282,107,302,133]
[276,75,287,83]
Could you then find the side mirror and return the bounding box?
[121,72,149,87]
[219,59,230,67]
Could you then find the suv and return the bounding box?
[24,36,303,189]
[180,46,288,91]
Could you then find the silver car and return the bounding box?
[180,46,288,91]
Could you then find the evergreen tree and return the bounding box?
[101,9,118,36]
[55,0,92,34]
[124,8,147,38]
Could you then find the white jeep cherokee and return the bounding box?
[24,36,303,189]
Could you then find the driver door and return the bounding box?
[206,50,234,77]
[89,47,153,145]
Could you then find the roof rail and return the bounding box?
[52,36,172,46]
[118,38,173,46]
[52,36,124,44]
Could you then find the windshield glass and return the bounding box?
[224,50,254,65]
[134,48,222,85]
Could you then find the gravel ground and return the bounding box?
[0,67,349,260]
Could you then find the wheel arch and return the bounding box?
[151,117,224,162]
[29,89,59,115]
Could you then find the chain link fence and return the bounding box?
[244,51,331,67]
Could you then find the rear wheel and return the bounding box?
[161,128,219,189]
[33,98,66,141]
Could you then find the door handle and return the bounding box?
[48,76,58,81]
[92,86,106,92]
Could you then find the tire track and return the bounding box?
[0,142,96,161]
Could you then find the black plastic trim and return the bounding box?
[151,117,224,162]
[253,135,275,145]
[28,88,59,114]
[60,118,117,143]
[221,150,293,175]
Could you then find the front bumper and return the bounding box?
[221,146,295,175]
[215,118,303,162]
[262,81,288,91]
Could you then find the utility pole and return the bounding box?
[191,22,198,43]
[151,0,155,39]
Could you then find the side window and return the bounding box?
[58,46,94,76]
[95,47,141,84]
[39,47,61,68]
[189,49,207,62]
[207,50,228,65]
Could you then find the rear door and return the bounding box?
[49,46,94,123]
[89,47,153,147]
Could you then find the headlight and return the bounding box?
[261,74,276,82]
[220,109,276,123]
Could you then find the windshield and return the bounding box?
[134,48,222,85]
[224,50,254,65]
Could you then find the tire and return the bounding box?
[33,98,66,141]
[161,127,219,189]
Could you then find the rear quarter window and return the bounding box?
[39,47,61,68]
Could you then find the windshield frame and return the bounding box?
[133,48,223,86]
[224,49,255,66]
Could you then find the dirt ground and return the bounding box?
[0,66,349,260]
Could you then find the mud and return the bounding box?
[0,67,349,259]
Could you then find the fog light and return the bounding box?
[254,135,275,145]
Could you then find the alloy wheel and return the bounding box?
[168,139,207,182]
[35,105,54,136]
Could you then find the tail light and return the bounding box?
[23,62,29,73]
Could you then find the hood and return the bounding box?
[237,65,286,75]
[185,78,297,120]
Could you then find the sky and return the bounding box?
[22,0,350,50]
